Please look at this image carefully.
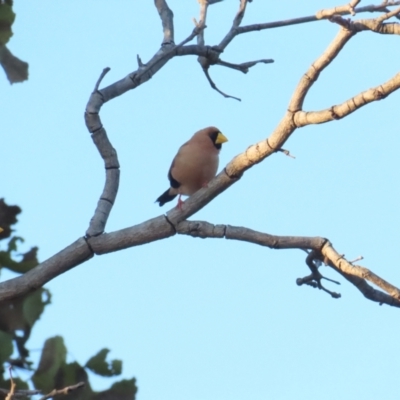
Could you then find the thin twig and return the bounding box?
[197,0,209,46]
[93,67,110,92]
[38,382,85,400]
[202,68,241,101]
[376,5,400,21]
[0,388,41,398]
[277,148,296,159]
[217,58,274,74]
[236,2,400,36]
[5,367,16,400]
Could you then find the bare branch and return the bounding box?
[219,0,251,49]
[294,71,400,126]
[316,1,362,19]
[233,0,249,28]
[176,221,400,306]
[202,68,241,101]
[289,27,354,112]
[217,58,274,74]
[375,4,400,21]
[38,382,85,400]
[235,2,400,36]
[196,0,209,46]
[0,238,93,301]
[93,67,110,92]
[154,0,175,45]
[0,388,41,398]
[5,367,16,400]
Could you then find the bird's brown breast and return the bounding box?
[169,141,219,196]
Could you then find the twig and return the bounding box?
[202,68,241,101]
[136,54,145,68]
[38,382,85,400]
[236,2,400,36]
[376,5,400,21]
[349,0,361,16]
[217,58,274,74]
[197,0,209,46]
[294,71,400,126]
[233,0,249,28]
[276,148,296,159]
[154,0,175,45]
[93,67,111,92]
[5,367,16,400]
[349,256,364,264]
[0,388,41,398]
[219,0,251,49]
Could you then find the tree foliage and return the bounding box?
[0,1,28,84]
[0,199,137,399]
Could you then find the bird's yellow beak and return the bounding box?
[215,132,228,144]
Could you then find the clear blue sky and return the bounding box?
[2,1,400,399]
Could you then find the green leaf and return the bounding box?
[0,330,13,364]
[0,4,15,45]
[97,378,138,400]
[32,336,67,392]
[0,198,21,241]
[85,348,122,377]
[23,288,51,328]
[0,242,39,274]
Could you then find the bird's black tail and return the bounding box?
[155,189,177,207]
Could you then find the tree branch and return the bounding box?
[219,0,251,50]
[235,1,400,36]
[202,68,242,101]
[294,71,400,126]
[0,388,41,398]
[196,0,209,46]
[216,58,274,74]
[288,27,355,112]
[154,0,175,45]
[38,382,85,400]
[175,221,400,307]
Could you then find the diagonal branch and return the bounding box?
[219,0,251,50]
[288,27,355,112]
[154,0,175,45]
[294,71,400,126]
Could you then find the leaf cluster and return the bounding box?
[0,199,137,400]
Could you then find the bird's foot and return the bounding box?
[202,182,209,188]
[177,195,184,210]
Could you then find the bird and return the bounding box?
[155,126,228,209]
